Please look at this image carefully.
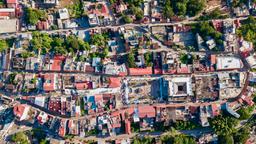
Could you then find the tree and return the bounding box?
[144,52,152,67]
[68,0,85,18]
[237,107,253,120]
[174,2,187,16]
[179,53,193,64]
[233,126,250,144]
[132,137,154,144]
[21,51,35,58]
[11,132,30,144]
[174,120,201,130]
[218,135,234,144]
[51,37,64,48]
[122,14,133,23]
[30,32,53,54]
[90,34,106,47]
[236,16,256,49]
[186,0,205,16]
[125,0,143,7]
[193,22,224,46]
[0,39,8,52]
[127,52,136,68]
[67,35,80,52]
[130,6,144,20]
[163,4,174,18]
[161,134,196,144]
[209,115,239,136]
[25,8,46,25]
[78,40,90,51]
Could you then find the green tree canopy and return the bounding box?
[122,14,133,23]
[130,6,144,20]
[186,0,205,16]
[236,16,256,49]
[127,52,136,68]
[90,34,106,47]
[209,115,239,136]
[0,39,8,52]
[30,32,53,54]
[161,134,196,144]
[237,106,254,120]
[218,135,234,144]
[25,8,46,25]
[132,137,154,144]
[174,2,187,16]
[163,0,174,18]
[233,126,250,144]
[11,132,30,144]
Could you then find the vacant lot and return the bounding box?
[59,0,80,8]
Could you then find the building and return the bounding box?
[43,73,57,92]
[6,0,18,8]
[216,56,243,70]
[246,55,256,68]
[0,19,17,33]
[164,76,193,97]
[88,14,99,26]
[0,8,16,18]
[58,8,69,20]
[13,104,30,121]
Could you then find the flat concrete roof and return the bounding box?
[217,56,243,70]
[0,19,17,34]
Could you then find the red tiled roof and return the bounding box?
[49,100,61,112]
[112,123,121,128]
[118,72,127,76]
[51,59,62,71]
[211,55,217,64]
[211,104,220,116]
[129,67,152,76]
[177,66,189,73]
[36,21,49,30]
[154,68,162,74]
[43,74,55,91]
[59,120,66,137]
[13,104,26,118]
[7,0,17,4]
[0,12,10,16]
[85,66,94,73]
[138,106,155,118]
[95,94,103,103]
[240,51,250,58]
[54,55,66,61]
[101,4,108,14]
[189,106,198,114]
[125,120,131,134]
[242,96,254,106]
[75,82,89,90]
[163,69,177,74]
[108,77,121,88]
[212,20,223,32]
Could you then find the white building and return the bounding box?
[88,14,99,26]
[246,55,256,68]
[216,56,243,70]
[165,77,193,97]
[58,8,70,20]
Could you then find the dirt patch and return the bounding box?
[59,0,80,8]
[206,0,222,11]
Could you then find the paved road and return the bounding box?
[0,16,253,39]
